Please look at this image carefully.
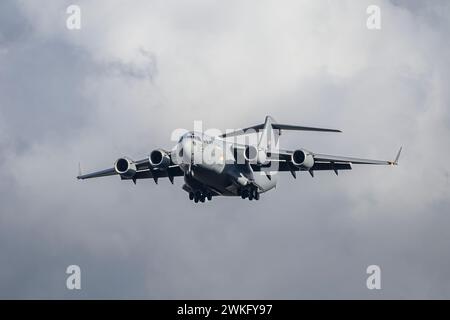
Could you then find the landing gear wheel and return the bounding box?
[254,190,260,200]
[189,192,194,200]
[194,191,201,203]
[207,194,212,201]
[241,189,249,199]
[200,195,206,203]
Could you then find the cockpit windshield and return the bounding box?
[178,132,203,143]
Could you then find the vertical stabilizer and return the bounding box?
[258,116,279,151]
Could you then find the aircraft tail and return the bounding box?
[258,116,278,151]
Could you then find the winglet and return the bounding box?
[389,147,402,165]
[77,162,82,179]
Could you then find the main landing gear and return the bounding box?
[189,191,213,203]
[239,187,260,201]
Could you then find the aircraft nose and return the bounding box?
[181,138,192,163]
[182,139,191,155]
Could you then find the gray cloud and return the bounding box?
[0,0,450,299]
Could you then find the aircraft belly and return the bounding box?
[191,166,235,196]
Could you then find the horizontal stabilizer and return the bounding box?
[272,124,341,133]
[220,116,341,138]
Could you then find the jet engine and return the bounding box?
[291,149,314,169]
[244,145,268,165]
[114,157,137,178]
[149,149,171,169]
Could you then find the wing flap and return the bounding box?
[252,162,352,172]
[121,166,184,180]
[313,154,390,165]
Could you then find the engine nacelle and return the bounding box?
[149,149,171,169]
[114,157,137,178]
[244,146,268,165]
[291,149,314,169]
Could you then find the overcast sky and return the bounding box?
[1,0,449,299]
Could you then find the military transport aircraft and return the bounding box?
[77,116,401,203]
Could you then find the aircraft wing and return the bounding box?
[76,167,117,180]
[77,156,184,183]
[76,158,150,180]
[312,153,398,165]
[253,147,402,175]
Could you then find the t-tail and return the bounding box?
[220,115,342,151]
